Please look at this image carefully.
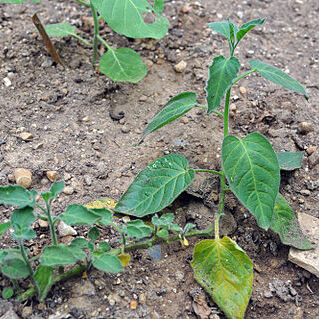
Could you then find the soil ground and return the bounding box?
[1,0,319,318]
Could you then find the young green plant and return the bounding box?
[1,0,168,83]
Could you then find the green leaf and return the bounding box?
[270,194,313,250]
[41,244,86,266]
[60,204,101,226]
[69,238,89,250]
[152,213,174,227]
[89,208,113,226]
[1,258,30,279]
[91,0,169,39]
[138,92,197,144]
[156,228,169,239]
[153,0,164,14]
[10,206,35,230]
[99,47,147,83]
[183,223,196,234]
[236,18,265,44]
[34,265,54,301]
[276,151,304,171]
[222,133,280,229]
[206,56,240,113]
[207,20,238,42]
[0,222,10,238]
[114,154,195,217]
[88,227,100,242]
[191,238,253,319]
[124,220,152,240]
[97,242,111,253]
[12,228,36,240]
[1,0,40,3]
[0,249,21,264]
[0,185,36,208]
[2,287,14,299]
[249,60,308,100]
[45,22,77,37]
[93,253,123,273]
[49,181,65,198]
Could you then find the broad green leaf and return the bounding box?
[114,154,195,217]
[124,220,152,239]
[0,185,36,208]
[183,223,196,234]
[138,92,197,144]
[1,258,30,279]
[0,249,21,264]
[60,204,101,226]
[156,228,169,239]
[249,60,308,100]
[0,222,10,238]
[41,244,86,266]
[2,287,14,299]
[100,47,147,83]
[222,133,280,229]
[45,22,77,37]
[98,242,111,253]
[236,19,265,44]
[152,213,174,227]
[191,238,253,319]
[88,227,100,242]
[276,151,304,171]
[49,180,65,198]
[91,0,169,39]
[69,238,89,250]
[34,265,54,301]
[1,0,40,3]
[89,208,113,226]
[10,206,35,230]
[12,228,36,240]
[206,56,240,113]
[270,194,313,250]
[153,0,164,14]
[207,20,238,42]
[93,253,123,273]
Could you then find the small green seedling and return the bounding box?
[1,0,168,83]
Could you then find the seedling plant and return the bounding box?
[1,0,169,83]
[0,18,313,319]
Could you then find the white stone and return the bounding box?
[288,213,319,277]
[57,220,77,237]
[3,77,12,87]
[174,60,187,73]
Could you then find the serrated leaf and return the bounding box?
[270,194,313,250]
[138,92,197,144]
[86,198,117,209]
[114,154,195,217]
[0,222,10,238]
[249,60,308,100]
[34,265,54,301]
[100,47,147,83]
[191,238,253,319]
[60,204,101,226]
[124,220,152,239]
[93,253,123,273]
[41,244,86,266]
[2,287,14,299]
[89,208,113,226]
[88,227,100,242]
[45,22,77,37]
[206,56,240,113]
[276,151,304,171]
[91,0,168,39]
[1,258,30,279]
[236,18,265,44]
[0,185,36,208]
[207,20,238,42]
[222,133,280,229]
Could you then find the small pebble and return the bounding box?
[38,219,49,228]
[139,95,148,102]
[300,189,310,196]
[181,117,189,124]
[139,293,146,304]
[46,170,58,182]
[306,146,316,155]
[57,220,77,236]
[121,126,130,134]
[3,77,12,87]
[229,103,237,112]
[21,306,33,318]
[174,60,187,73]
[239,86,247,94]
[19,132,33,141]
[130,300,137,310]
[264,291,273,298]
[298,121,314,134]
[82,116,90,122]
[63,186,74,195]
[14,168,32,188]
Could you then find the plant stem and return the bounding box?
[90,1,99,67]
[232,69,257,85]
[19,241,37,292]
[45,201,58,246]
[194,169,222,176]
[223,88,231,137]
[74,0,90,6]
[72,34,93,47]
[195,104,224,117]
[97,34,112,50]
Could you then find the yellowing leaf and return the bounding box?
[117,253,130,267]
[85,197,117,209]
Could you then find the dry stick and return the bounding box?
[31,14,64,67]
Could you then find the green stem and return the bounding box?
[74,0,90,6]
[90,1,99,67]
[111,222,126,247]
[195,104,224,118]
[194,169,222,176]
[72,34,93,47]
[223,88,231,137]
[232,69,257,85]
[19,241,36,286]
[97,34,112,50]
[45,201,58,246]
